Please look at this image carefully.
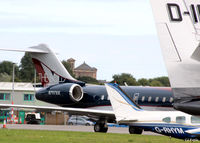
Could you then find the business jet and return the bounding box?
[150,0,200,115]
[0,44,174,133]
[105,83,200,140]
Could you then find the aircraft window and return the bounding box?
[162,117,171,123]
[176,116,186,124]
[162,97,166,103]
[141,96,145,102]
[148,96,152,102]
[191,116,200,124]
[101,95,105,100]
[155,97,159,102]
[169,97,174,103]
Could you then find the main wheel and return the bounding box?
[129,126,143,134]
[94,123,108,133]
[101,126,108,132]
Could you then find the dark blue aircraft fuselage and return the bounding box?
[36,83,173,109]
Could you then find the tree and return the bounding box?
[112,73,138,86]
[77,76,99,84]
[137,78,149,86]
[0,61,20,82]
[0,73,12,82]
[19,53,35,82]
[149,76,170,87]
[153,76,170,86]
[0,61,19,75]
[149,80,163,86]
[62,60,75,77]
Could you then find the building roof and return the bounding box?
[0,82,35,91]
[67,58,75,62]
[74,62,97,71]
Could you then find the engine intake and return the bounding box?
[69,84,83,102]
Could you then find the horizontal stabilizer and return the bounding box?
[0,44,50,54]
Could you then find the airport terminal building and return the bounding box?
[0,82,67,125]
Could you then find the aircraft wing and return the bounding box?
[0,104,115,119]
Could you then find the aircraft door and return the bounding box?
[133,93,140,103]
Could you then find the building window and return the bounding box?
[24,94,34,101]
[0,93,10,101]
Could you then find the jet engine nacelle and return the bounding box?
[69,84,83,102]
[35,83,84,105]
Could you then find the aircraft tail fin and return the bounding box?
[150,0,200,101]
[0,44,85,87]
[105,83,142,122]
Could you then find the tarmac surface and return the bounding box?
[2,124,160,136]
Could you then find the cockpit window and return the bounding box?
[162,117,171,123]
[176,116,186,124]
[191,116,200,124]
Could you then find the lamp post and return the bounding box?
[11,63,15,124]
[12,63,15,104]
[34,69,36,92]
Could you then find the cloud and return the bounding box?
[0,0,166,80]
[0,0,156,35]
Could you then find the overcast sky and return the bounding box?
[0,0,167,81]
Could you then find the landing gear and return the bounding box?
[129,126,143,134]
[94,119,108,133]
